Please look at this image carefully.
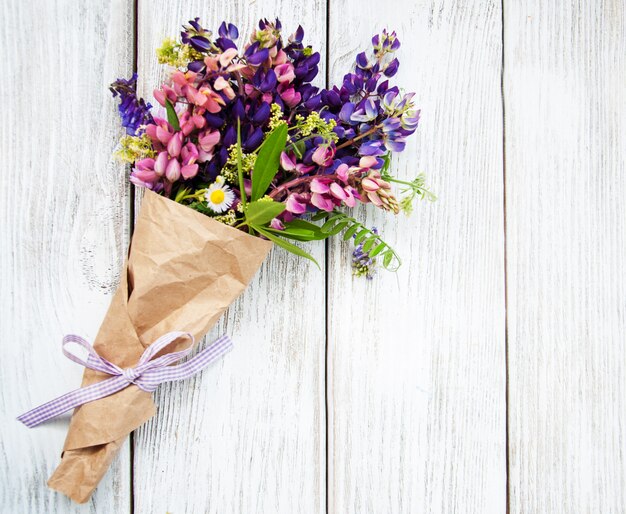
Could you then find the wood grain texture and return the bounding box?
[132,2,327,513]
[504,2,626,512]
[0,0,133,511]
[327,2,506,512]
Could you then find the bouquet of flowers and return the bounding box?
[23,17,433,503]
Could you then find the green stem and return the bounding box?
[385,177,417,188]
[236,119,247,212]
[268,173,340,199]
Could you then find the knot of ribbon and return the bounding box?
[17,331,233,428]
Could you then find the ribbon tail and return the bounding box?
[137,335,233,390]
[17,375,129,428]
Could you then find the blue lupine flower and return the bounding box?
[109,74,153,135]
[352,228,379,279]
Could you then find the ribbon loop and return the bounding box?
[17,332,233,428]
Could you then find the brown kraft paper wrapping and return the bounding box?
[47,189,272,503]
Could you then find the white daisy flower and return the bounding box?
[205,178,235,213]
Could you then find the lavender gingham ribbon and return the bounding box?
[17,331,233,428]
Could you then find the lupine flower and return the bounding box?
[110,74,153,135]
[352,227,379,279]
[360,171,400,213]
[285,193,308,214]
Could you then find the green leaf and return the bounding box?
[342,224,360,241]
[266,219,329,241]
[174,187,190,203]
[236,120,247,210]
[361,237,376,253]
[327,220,349,236]
[369,242,387,257]
[165,99,180,131]
[354,229,370,244]
[311,211,330,222]
[245,199,286,225]
[382,250,394,268]
[251,124,288,201]
[320,213,345,233]
[253,225,320,268]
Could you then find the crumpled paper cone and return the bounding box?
[47,190,272,503]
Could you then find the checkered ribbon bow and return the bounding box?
[17,331,233,428]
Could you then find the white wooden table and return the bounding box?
[1,1,624,512]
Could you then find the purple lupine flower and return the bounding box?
[352,227,379,279]
[181,18,213,52]
[110,74,153,135]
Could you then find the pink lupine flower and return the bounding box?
[312,145,335,166]
[144,118,173,149]
[213,76,236,100]
[273,49,288,66]
[343,186,359,207]
[358,156,378,168]
[157,125,174,145]
[181,163,198,179]
[133,158,158,183]
[165,158,181,182]
[280,151,297,171]
[278,85,301,108]
[179,112,206,136]
[296,163,316,174]
[329,182,347,201]
[130,176,148,188]
[204,56,220,72]
[311,192,335,211]
[181,142,198,163]
[332,183,359,208]
[171,70,198,96]
[359,171,399,213]
[310,178,330,194]
[197,129,220,162]
[167,132,183,157]
[154,151,169,176]
[196,86,225,112]
[286,193,307,214]
[336,163,350,183]
[275,63,295,84]
[181,142,199,179]
[153,85,177,107]
[270,218,285,230]
[219,48,238,67]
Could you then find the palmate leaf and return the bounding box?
[251,123,288,201]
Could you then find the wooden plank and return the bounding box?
[0,0,133,510]
[504,2,626,512]
[133,3,327,513]
[327,2,506,512]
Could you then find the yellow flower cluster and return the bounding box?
[213,210,237,225]
[115,133,156,163]
[221,144,258,182]
[268,103,286,131]
[156,38,203,68]
[295,111,337,141]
